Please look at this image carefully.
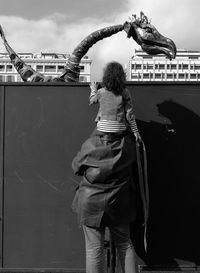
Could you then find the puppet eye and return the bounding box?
[145,27,153,33]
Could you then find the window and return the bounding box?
[7,75,15,82]
[36,65,44,72]
[79,76,87,82]
[155,73,161,79]
[147,64,153,70]
[132,64,142,70]
[6,65,12,72]
[44,65,56,73]
[194,64,200,70]
[155,64,165,70]
[58,65,64,72]
[190,74,197,79]
[167,74,173,79]
[0,75,4,82]
[131,73,138,79]
[159,64,165,69]
[0,65,5,71]
[80,65,85,71]
[167,64,176,70]
[179,73,184,79]
[135,64,141,70]
[182,64,188,70]
[171,64,177,69]
[143,64,153,70]
[143,73,150,79]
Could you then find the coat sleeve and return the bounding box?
[72,138,95,176]
[123,88,139,134]
[72,150,88,176]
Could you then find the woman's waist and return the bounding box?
[96,129,130,141]
[97,120,127,134]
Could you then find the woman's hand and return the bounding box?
[89,81,98,91]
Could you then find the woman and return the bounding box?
[72,62,142,273]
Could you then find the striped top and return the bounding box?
[97,119,138,133]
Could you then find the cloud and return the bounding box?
[0,0,200,81]
[0,12,134,80]
[125,0,200,50]
[92,0,200,79]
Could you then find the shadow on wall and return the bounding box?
[131,100,200,267]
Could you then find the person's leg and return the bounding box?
[109,224,137,273]
[82,225,106,273]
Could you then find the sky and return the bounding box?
[0,0,199,80]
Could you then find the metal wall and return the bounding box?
[1,82,200,271]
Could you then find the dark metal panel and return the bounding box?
[0,86,5,267]
[3,85,97,269]
[2,82,200,270]
[128,83,200,266]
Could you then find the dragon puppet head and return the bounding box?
[124,11,176,60]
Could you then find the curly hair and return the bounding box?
[102,62,126,95]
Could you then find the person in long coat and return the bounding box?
[72,62,143,273]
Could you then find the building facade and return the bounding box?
[127,49,200,81]
[0,52,92,82]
